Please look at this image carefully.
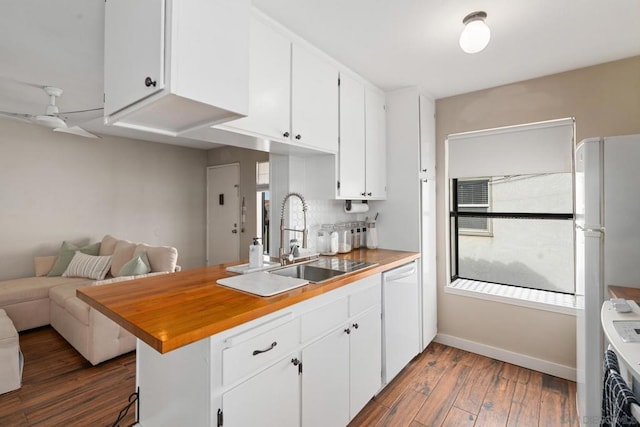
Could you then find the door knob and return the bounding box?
[283,132,290,138]
[295,134,302,140]
[144,76,157,87]
[231,229,238,234]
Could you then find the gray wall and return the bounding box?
[435,56,640,371]
[0,119,208,280]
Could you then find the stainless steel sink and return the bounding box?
[269,257,377,283]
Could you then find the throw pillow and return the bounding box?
[99,234,119,256]
[111,240,138,277]
[118,251,151,276]
[47,241,101,277]
[62,252,112,280]
[34,255,57,277]
[134,244,178,273]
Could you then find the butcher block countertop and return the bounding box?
[77,248,419,354]
[608,285,640,302]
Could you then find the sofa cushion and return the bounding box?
[111,240,137,277]
[0,277,90,306]
[99,234,119,256]
[48,241,101,277]
[134,244,178,273]
[63,252,112,280]
[118,251,151,276]
[49,282,91,326]
[34,256,57,277]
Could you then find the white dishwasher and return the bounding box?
[382,260,421,385]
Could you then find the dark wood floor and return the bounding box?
[1,327,577,426]
[349,342,579,427]
[0,327,136,426]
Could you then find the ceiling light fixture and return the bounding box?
[459,11,490,54]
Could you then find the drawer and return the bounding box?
[350,274,381,316]
[223,317,300,386]
[301,297,348,343]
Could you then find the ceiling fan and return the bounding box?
[0,85,102,138]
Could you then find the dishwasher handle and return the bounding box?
[383,262,417,282]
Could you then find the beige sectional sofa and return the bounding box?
[0,235,180,365]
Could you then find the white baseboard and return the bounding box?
[434,333,576,382]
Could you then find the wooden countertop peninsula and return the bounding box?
[608,285,640,302]
[77,248,419,354]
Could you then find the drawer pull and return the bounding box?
[352,323,359,329]
[252,341,277,356]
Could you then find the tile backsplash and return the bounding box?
[284,199,369,252]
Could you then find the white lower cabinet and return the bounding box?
[222,354,301,427]
[301,327,350,427]
[349,306,382,418]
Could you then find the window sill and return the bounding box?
[446,278,576,316]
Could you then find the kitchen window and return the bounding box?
[450,173,574,294]
[446,118,576,301]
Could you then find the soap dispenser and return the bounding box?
[249,237,263,268]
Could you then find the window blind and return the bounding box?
[447,118,574,179]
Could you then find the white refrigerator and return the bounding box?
[575,134,640,424]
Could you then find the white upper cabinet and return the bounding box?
[365,87,387,198]
[104,0,250,136]
[419,94,436,180]
[291,43,339,153]
[338,74,366,198]
[337,75,387,200]
[220,15,291,141]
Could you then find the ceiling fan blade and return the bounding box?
[0,76,44,90]
[53,125,100,139]
[0,110,34,123]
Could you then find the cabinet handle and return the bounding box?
[252,341,277,356]
[422,168,427,172]
[295,134,302,140]
[291,358,303,374]
[367,192,372,197]
[144,76,157,88]
[283,132,290,138]
[360,192,366,196]
[352,323,359,329]
[344,328,351,335]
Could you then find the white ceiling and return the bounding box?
[1,0,639,146]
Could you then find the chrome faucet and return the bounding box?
[279,192,308,263]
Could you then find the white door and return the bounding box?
[291,43,339,153]
[301,327,350,427]
[365,87,387,198]
[349,306,382,419]
[221,15,291,140]
[104,0,164,116]
[338,73,366,199]
[207,164,240,265]
[419,95,436,179]
[222,355,300,427]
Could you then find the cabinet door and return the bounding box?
[104,0,164,116]
[419,95,436,179]
[301,327,350,427]
[223,355,300,427]
[421,179,437,348]
[338,74,366,199]
[222,16,290,140]
[365,87,387,199]
[291,44,339,153]
[349,306,382,419]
